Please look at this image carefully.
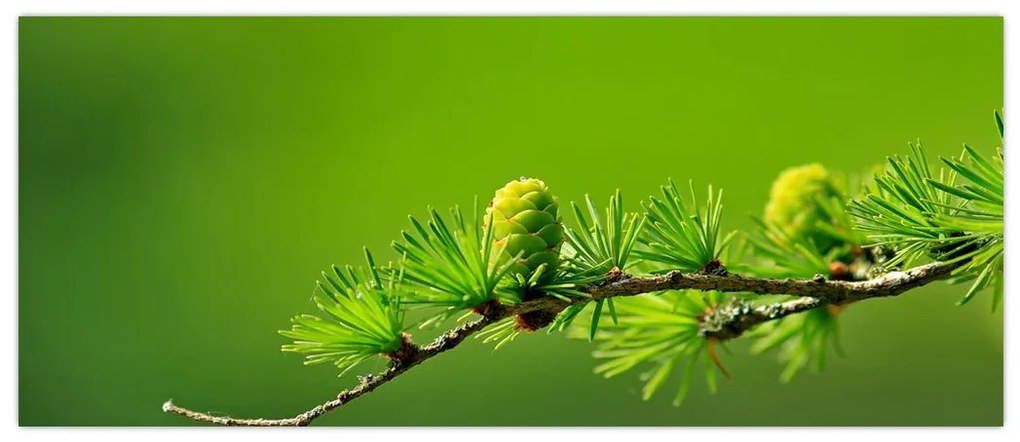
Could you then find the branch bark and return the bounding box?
[163,261,955,426]
[164,317,494,426]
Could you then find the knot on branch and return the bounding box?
[472,299,507,319]
[700,259,728,276]
[384,333,420,367]
[514,310,558,332]
[606,266,628,283]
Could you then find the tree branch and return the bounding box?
[580,262,956,304]
[164,317,495,426]
[163,261,955,426]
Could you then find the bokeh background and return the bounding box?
[19,17,1003,426]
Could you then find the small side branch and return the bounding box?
[700,297,825,341]
[164,262,954,426]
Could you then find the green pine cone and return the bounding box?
[764,164,843,253]
[485,177,563,281]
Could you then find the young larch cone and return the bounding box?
[764,164,843,253]
[484,177,564,283]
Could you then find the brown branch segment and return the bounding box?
[580,262,955,304]
[164,262,955,426]
[163,317,495,426]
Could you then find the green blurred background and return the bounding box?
[19,17,1003,426]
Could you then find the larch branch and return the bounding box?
[163,261,955,426]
